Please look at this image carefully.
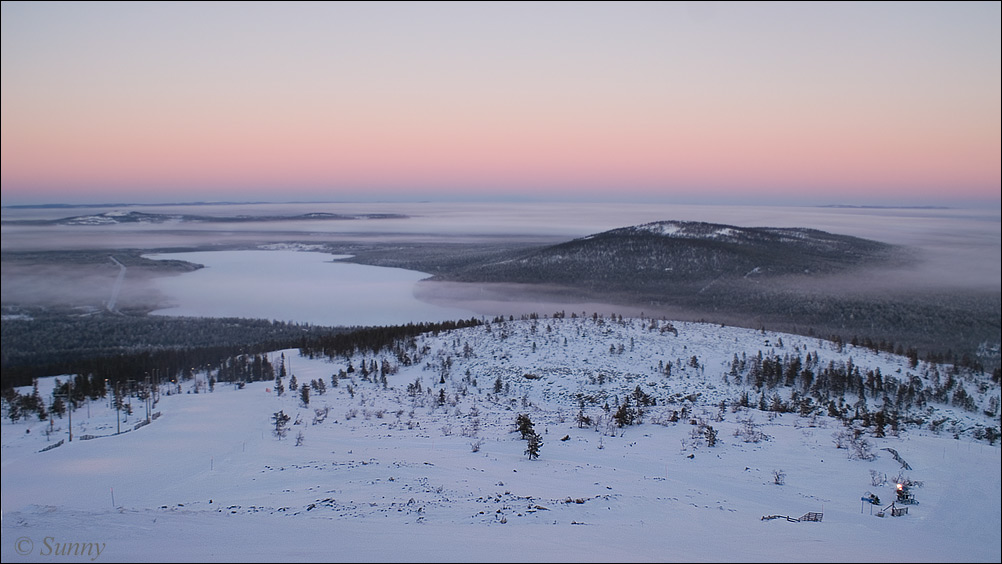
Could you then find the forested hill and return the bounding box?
[431,220,900,291]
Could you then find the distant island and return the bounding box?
[2,201,273,209]
[818,204,950,209]
[1,210,409,225]
[5,201,954,211]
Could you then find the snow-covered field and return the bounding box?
[3,316,1000,562]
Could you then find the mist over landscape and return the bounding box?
[3,201,998,294]
[3,199,998,384]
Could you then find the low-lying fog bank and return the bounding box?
[2,202,998,360]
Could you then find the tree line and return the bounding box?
[0,311,349,388]
[2,314,482,393]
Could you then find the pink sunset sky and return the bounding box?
[2,1,999,206]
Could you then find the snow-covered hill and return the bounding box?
[435,220,899,287]
[2,316,999,562]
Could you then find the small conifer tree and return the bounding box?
[525,431,543,460]
[516,413,535,439]
[272,410,291,440]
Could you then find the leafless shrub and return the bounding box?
[735,416,769,443]
[833,428,876,460]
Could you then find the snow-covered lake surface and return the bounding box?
[144,250,477,326]
[2,317,999,562]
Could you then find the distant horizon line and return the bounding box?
[0,199,965,211]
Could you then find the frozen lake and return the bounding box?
[143,250,477,326]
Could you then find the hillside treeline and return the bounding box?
[0,310,482,389]
[0,311,342,387]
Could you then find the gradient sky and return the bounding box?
[2,1,999,206]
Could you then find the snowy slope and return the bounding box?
[2,316,999,562]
